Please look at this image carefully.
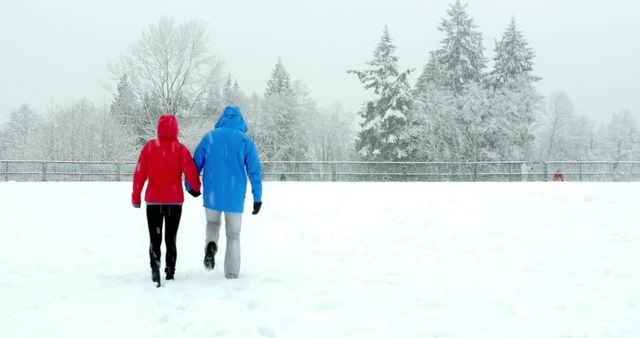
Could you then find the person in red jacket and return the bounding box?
[553,169,565,182]
[132,114,201,287]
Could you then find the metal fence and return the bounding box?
[2,160,640,182]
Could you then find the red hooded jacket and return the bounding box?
[132,115,201,205]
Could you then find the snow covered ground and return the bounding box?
[0,181,639,338]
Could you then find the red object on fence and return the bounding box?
[553,170,564,182]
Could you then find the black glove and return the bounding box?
[132,204,141,209]
[252,202,262,215]
[188,189,201,198]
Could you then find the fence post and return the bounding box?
[579,163,582,182]
[4,162,8,182]
[543,162,548,182]
[42,162,46,182]
[116,162,121,182]
[332,162,337,182]
[473,162,478,181]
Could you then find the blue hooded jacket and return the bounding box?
[191,106,262,212]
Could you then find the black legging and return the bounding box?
[146,205,182,272]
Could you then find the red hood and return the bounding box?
[157,114,179,140]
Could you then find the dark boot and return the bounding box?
[165,267,175,280]
[150,248,161,287]
[151,264,161,287]
[204,241,217,270]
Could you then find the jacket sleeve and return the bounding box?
[193,136,206,174]
[185,136,206,192]
[245,137,262,203]
[181,144,201,193]
[132,143,149,205]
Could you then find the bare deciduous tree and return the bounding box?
[306,103,357,162]
[0,104,43,160]
[545,91,574,159]
[606,110,639,161]
[109,17,223,140]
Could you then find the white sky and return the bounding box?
[0,0,638,125]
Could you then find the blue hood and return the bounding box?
[215,106,248,133]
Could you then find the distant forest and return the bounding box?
[1,1,637,163]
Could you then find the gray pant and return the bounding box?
[205,208,243,278]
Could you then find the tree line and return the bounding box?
[350,1,639,162]
[1,1,638,163]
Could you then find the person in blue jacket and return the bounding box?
[191,106,262,279]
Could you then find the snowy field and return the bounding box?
[1,181,639,338]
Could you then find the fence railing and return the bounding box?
[2,160,640,182]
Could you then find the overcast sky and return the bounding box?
[1,0,638,125]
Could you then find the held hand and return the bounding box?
[252,202,262,215]
[188,189,201,198]
[132,204,141,209]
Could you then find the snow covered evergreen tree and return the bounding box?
[200,75,225,117]
[486,18,542,159]
[265,59,294,97]
[222,78,254,139]
[222,75,235,104]
[409,82,457,161]
[414,10,541,161]
[489,82,540,160]
[411,1,493,161]
[220,75,248,108]
[428,0,486,94]
[490,17,539,89]
[414,51,446,94]
[260,60,307,161]
[455,82,495,160]
[245,93,263,145]
[349,26,413,161]
[96,103,137,161]
[110,75,146,145]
